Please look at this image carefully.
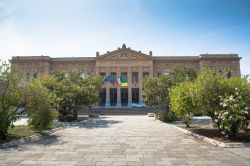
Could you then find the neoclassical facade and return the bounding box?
[11,44,241,107]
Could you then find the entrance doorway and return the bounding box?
[110,88,117,106]
[132,88,139,103]
[99,88,106,106]
[121,88,128,106]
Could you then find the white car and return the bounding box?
[130,103,144,108]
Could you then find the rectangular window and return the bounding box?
[132,72,138,83]
[121,88,128,106]
[143,72,149,78]
[80,72,84,79]
[157,72,161,77]
[87,69,93,75]
[99,72,106,77]
[99,88,106,106]
[33,73,38,79]
[26,73,30,81]
[227,71,232,79]
[132,88,139,104]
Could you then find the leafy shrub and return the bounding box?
[214,88,249,139]
[143,66,197,108]
[0,62,25,139]
[0,108,19,139]
[159,111,179,122]
[58,114,75,122]
[191,67,226,118]
[27,82,58,129]
[221,77,250,107]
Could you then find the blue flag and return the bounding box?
[103,75,111,82]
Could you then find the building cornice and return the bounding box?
[10,52,241,62]
[198,54,241,60]
[51,57,96,62]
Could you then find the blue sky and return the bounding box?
[0,0,250,74]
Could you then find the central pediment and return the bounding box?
[96,44,153,61]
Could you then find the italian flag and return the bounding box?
[117,77,121,85]
[119,75,128,87]
[121,83,128,87]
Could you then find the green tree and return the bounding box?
[143,66,197,109]
[170,82,198,127]
[168,66,197,86]
[143,77,161,107]
[143,66,197,122]
[0,62,26,139]
[26,80,58,129]
[191,67,226,118]
[40,71,102,120]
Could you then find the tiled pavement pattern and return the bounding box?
[0,116,250,166]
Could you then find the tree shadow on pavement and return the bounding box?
[57,118,122,129]
[0,133,64,150]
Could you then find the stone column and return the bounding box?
[235,60,241,77]
[128,67,132,106]
[95,67,99,76]
[138,67,143,104]
[105,87,110,107]
[117,67,121,107]
[43,62,50,75]
[149,67,153,77]
[105,67,110,107]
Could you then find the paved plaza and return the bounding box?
[0,116,250,166]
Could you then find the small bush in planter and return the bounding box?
[159,111,179,122]
[27,84,58,129]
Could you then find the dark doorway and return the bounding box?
[99,88,106,106]
[110,88,117,106]
[121,88,128,106]
[132,88,139,104]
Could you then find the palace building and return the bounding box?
[11,44,241,107]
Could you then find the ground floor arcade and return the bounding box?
[99,87,142,107]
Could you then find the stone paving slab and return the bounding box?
[0,115,250,166]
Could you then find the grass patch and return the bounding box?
[180,125,250,143]
[0,124,62,144]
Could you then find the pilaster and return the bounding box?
[128,67,132,105]
[105,67,110,107]
[139,67,143,103]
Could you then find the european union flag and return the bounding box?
[103,75,111,82]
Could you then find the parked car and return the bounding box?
[15,107,29,116]
[130,103,144,108]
